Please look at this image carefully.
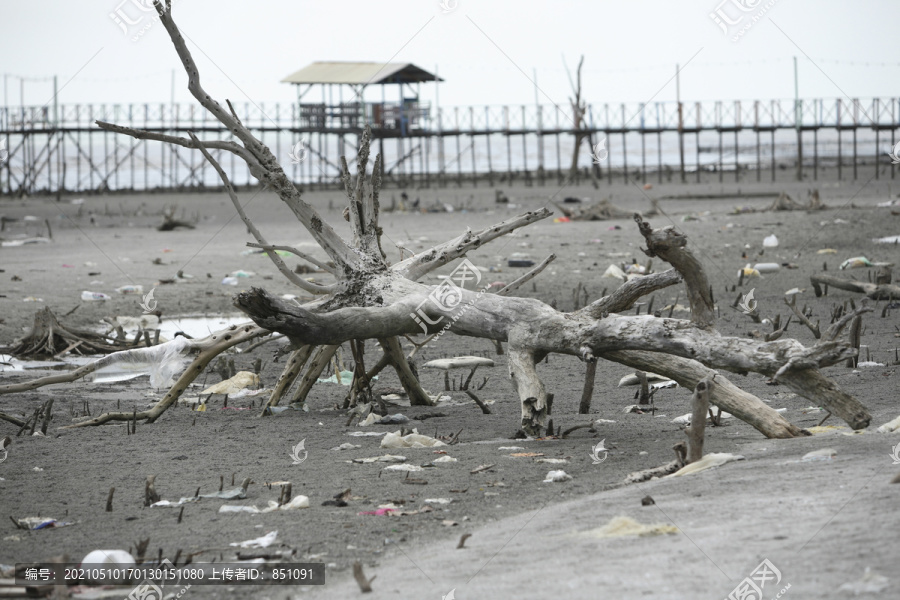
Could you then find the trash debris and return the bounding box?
[602,264,627,281]
[1,237,51,247]
[856,361,885,367]
[318,370,356,385]
[81,291,111,301]
[509,452,543,458]
[425,498,453,505]
[383,464,423,472]
[802,448,837,462]
[221,276,239,285]
[497,446,524,451]
[433,455,458,463]
[333,443,362,450]
[837,567,890,595]
[754,262,780,274]
[543,470,572,483]
[586,516,678,538]
[669,453,745,476]
[763,234,779,248]
[806,425,847,434]
[738,265,761,278]
[536,458,569,464]
[876,415,900,433]
[268,496,309,511]
[115,285,144,295]
[360,413,409,426]
[201,478,252,500]
[13,517,74,530]
[381,429,446,449]
[229,530,278,549]
[150,497,199,507]
[79,550,136,582]
[618,372,672,387]
[817,248,837,254]
[594,419,616,424]
[230,270,254,278]
[219,505,260,514]
[22,297,43,302]
[874,235,900,244]
[358,507,396,516]
[423,357,495,370]
[784,287,804,296]
[201,371,259,395]
[672,411,731,425]
[840,256,873,270]
[351,455,407,464]
[347,431,388,437]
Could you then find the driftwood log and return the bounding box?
[811,272,900,300]
[2,1,868,440]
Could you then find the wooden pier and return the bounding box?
[1,97,897,196]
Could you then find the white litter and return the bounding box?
[837,567,890,595]
[332,443,362,450]
[802,448,836,462]
[754,262,780,273]
[202,371,259,395]
[602,264,627,281]
[617,372,673,387]
[424,498,453,505]
[670,453,744,476]
[672,411,732,425]
[536,458,569,464]
[763,234,779,248]
[856,361,885,367]
[423,357,495,370]
[876,415,900,433]
[347,431,387,437]
[497,446,524,450]
[219,505,260,514]
[383,464,423,472]
[381,429,446,449]
[543,470,572,483]
[873,235,900,244]
[150,497,199,508]
[351,455,407,464]
[229,531,278,548]
[433,455,458,463]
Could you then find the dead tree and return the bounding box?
[564,56,599,187]
[4,2,871,439]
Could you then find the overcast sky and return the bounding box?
[1,0,897,113]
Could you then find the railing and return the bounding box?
[1,97,897,194]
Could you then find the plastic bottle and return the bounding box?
[81,291,111,301]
